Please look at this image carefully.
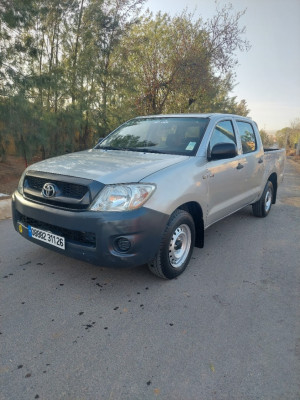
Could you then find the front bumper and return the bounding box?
[12,191,169,268]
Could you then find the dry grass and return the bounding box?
[285,149,300,164]
[293,155,300,163]
[286,149,296,156]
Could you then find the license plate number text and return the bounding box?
[28,226,65,250]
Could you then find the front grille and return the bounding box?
[26,175,88,199]
[24,193,89,210]
[21,171,106,211]
[18,213,96,248]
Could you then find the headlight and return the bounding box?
[90,184,156,212]
[17,169,27,195]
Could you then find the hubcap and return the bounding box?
[265,189,272,212]
[168,224,191,268]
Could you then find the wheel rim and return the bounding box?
[168,224,191,268]
[265,188,272,212]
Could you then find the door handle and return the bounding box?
[258,158,263,164]
[203,173,215,179]
[236,163,244,170]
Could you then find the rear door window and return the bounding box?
[237,121,257,154]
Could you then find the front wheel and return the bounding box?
[148,209,195,279]
[252,181,273,217]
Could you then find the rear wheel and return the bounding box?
[252,181,273,217]
[148,209,195,279]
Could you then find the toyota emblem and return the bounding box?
[42,183,56,198]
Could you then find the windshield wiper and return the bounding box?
[97,145,163,154]
[127,148,163,154]
[97,146,127,151]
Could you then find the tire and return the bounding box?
[252,181,273,218]
[148,209,195,279]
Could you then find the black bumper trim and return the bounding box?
[12,191,169,268]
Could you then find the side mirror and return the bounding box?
[209,142,237,160]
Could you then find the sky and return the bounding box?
[144,0,300,132]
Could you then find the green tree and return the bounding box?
[276,118,300,151]
[0,0,251,162]
[259,129,273,147]
[119,8,250,116]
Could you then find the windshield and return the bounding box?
[96,117,209,156]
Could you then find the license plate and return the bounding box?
[28,225,65,250]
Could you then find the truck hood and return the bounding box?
[27,149,189,184]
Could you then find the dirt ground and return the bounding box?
[0,156,31,195]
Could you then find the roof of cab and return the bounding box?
[137,113,252,121]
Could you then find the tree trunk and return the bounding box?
[20,134,28,168]
[54,27,59,113]
[71,0,84,104]
[41,144,46,160]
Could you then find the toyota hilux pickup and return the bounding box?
[12,114,285,279]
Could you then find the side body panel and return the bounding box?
[205,156,251,226]
[141,157,209,220]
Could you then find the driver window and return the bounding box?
[210,120,236,149]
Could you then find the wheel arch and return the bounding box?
[178,201,204,248]
[268,172,277,204]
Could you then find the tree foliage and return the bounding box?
[0,0,251,162]
[260,129,273,148]
[119,9,250,115]
[276,118,300,149]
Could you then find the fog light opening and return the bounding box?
[115,237,131,252]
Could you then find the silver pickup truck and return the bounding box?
[12,114,285,279]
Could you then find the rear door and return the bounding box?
[234,120,265,203]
